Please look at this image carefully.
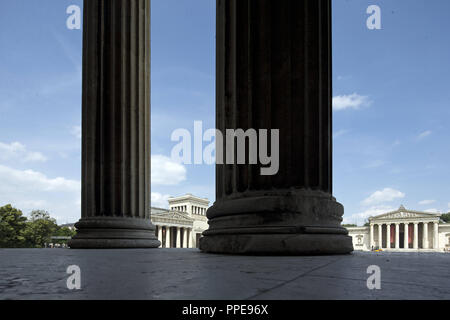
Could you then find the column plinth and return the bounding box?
[68,0,159,249]
[199,0,352,255]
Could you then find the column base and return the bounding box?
[199,190,354,255]
[200,233,353,255]
[68,217,161,249]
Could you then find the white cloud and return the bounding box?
[361,188,405,206]
[0,165,80,193]
[151,155,186,186]
[0,165,81,224]
[24,152,47,162]
[337,75,352,81]
[15,200,49,209]
[71,126,82,139]
[151,192,171,209]
[0,141,47,163]
[417,130,432,140]
[424,208,440,213]
[418,200,436,205]
[333,129,348,140]
[333,93,371,111]
[344,205,396,225]
[0,154,186,223]
[448,202,450,209]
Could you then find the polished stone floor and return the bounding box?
[1,249,449,300]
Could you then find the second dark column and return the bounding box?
[200,0,353,254]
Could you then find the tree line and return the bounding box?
[0,204,75,248]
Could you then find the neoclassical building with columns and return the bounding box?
[150,194,209,249]
[347,206,450,252]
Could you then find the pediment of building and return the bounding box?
[370,205,441,221]
[151,208,195,223]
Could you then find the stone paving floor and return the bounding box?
[1,249,449,300]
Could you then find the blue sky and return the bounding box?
[0,0,449,225]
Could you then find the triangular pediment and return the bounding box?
[370,206,441,221]
[151,208,194,222]
[168,211,195,222]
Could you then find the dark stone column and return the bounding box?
[69,0,160,248]
[199,0,353,254]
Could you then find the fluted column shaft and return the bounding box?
[158,226,163,244]
[413,223,418,249]
[395,223,400,249]
[370,224,374,248]
[386,224,391,249]
[377,224,382,248]
[215,0,333,199]
[69,0,159,249]
[186,229,190,248]
[200,0,352,255]
[176,228,181,248]
[166,227,171,248]
[433,222,439,249]
[404,223,409,249]
[423,223,429,249]
[182,228,187,248]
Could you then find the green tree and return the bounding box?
[342,224,357,227]
[0,204,27,248]
[51,226,76,246]
[23,210,58,248]
[54,226,76,238]
[441,213,450,223]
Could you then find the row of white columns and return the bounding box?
[193,206,206,215]
[156,226,192,248]
[370,221,439,250]
[171,206,187,213]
